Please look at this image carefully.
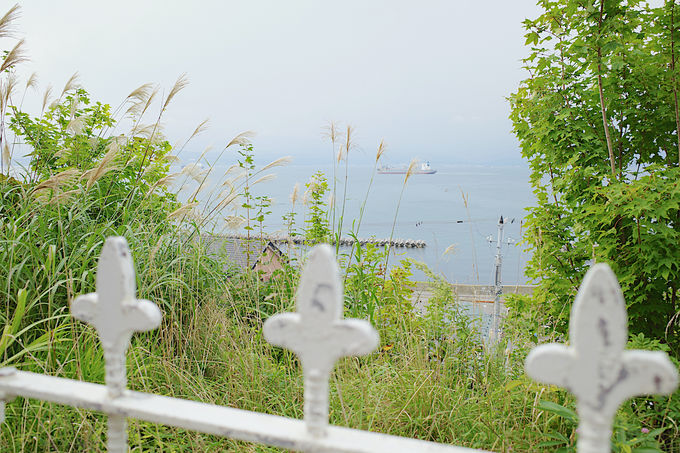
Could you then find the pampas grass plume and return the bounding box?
[168,201,198,220]
[443,244,457,256]
[60,72,80,98]
[34,168,81,191]
[25,72,38,90]
[404,159,418,184]
[0,38,28,73]
[126,83,154,103]
[226,130,255,149]
[290,182,300,205]
[162,73,189,111]
[225,215,246,231]
[376,139,387,163]
[252,173,276,186]
[0,4,20,39]
[2,143,10,170]
[41,85,53,114]
[260,155,292,172]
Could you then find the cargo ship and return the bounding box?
[377,161,436,175]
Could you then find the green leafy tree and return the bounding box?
[9,88,177,225]
[304,171,331,245]
[510,0,680,350]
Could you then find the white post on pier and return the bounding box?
[489,215,506,346]
[263,245,380,438]
[71,237,162,452]
[525,263,679,453]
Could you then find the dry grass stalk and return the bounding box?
[183,208,203,222]
[0,38,28,73]
[322,121,342,143]
[290,182,300,205]
[302,184,311,205]
[336,125,354,162]
[222,164,240,178]
[168,201,199,220]
[162,73,189,111]
[220,180,235,193]
[131,123,163,140]
[66,116,86,135]
[376,139,387,163]
[195,145,213,163]
[181,163,206,183]
[33,187,80,205]
[225,131,255,148]
[41,85,53,114]
[190,118,210,139]
[1,74,18,108]
[404,159,419,184]
[443,244,457,256]
[59,72,80,98]
[34,168,81,191]
[25,72,38,90]
[50,189,79,204]
[141,161,166,177]
[68,93,80,120]
[129,86,160,119]
[82,140,122,189]
[214,192,240,212]
[229,170,247,184]
[251,173,276,185]
[2,143,10,170]
[126,83,154,103]
[0,4,20,39]
[161,154,179,164]
[53,147,69,159]
[260,155,292,172]
[225,215,246,231]
[216,188,233,200]
[125,100,145,118]
[146,172,181,195]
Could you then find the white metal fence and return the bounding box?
[0,236,678,452]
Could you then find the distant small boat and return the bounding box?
[377,161,437,175]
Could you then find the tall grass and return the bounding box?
[383,159,418,277]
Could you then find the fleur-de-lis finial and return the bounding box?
[71,237,162,452]
[263,244,379,437]
[525,264,679,453]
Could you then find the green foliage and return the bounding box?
[344,238,386,323]
[8,88,177,227]
[303,171,331,245]
[10,89,114,178]
[509,0,680,352]
[536,398,668,453]
[237,143,256,230]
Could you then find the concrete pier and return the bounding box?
[209,233,427,248]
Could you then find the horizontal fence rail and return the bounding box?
[0,236,678,452]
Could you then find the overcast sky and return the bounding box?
[9,1,542,165]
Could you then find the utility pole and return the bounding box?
[488,215,512,346]
[491,216,505,345]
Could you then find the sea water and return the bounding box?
[191,163,535,285]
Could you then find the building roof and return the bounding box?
[203,236,285,272]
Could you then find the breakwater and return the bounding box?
[209,234,426,248]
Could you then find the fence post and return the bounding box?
[71,237,162,452]
[263,244,379,439]
[525,263,679,453]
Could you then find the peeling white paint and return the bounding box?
[526,264,679,453]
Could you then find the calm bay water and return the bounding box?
[195,163,535,285]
